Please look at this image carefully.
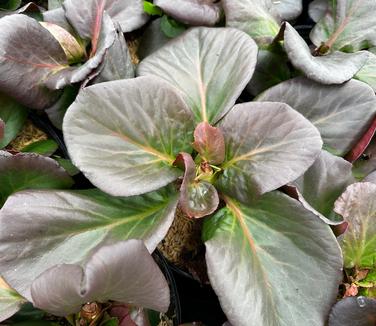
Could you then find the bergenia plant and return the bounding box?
[0,26,347,326]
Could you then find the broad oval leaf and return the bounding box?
[31,240,170,316]
[290,150,355,225]
[174,153,219,218]
[274,0,302,21]
[0,93,27,149]
[0,14,68,109]
[334,182,376,269]
[154,0,221,26]
[310,0,376,52]
[0,151,73,207]
[203,192,342,326]
[138,27,258,124]
[257,77,376,156]
[355,51,376,92]
[63,76,194,197]
[0,185,178,300]
[329,296,376,326]
[216,102,322,203]
[0,278,26,322]
[222,0,280,47]
[284,22,369,84]
[63,0,148,36]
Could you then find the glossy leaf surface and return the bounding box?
[175,153,219,218]
[310,0,376,52]
[0,186,178,300]
[0,14,67,109]
[334,182,376,268]
[222,0,280,46]
[258,77,376,156]
[63,0,148,35]
[64,76,194,196]
[217,102,322,203]
[291,150,355,224]
[0,94,27,149]
[138,27,258,124]
[0,152,73,207]
[31,240,170,316]
[329,297,376,326]
[154,0,221,26]
[284,22,368,84]
[203,193,342,326]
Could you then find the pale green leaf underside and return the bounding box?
[0,288,25,322]
[355,51,376,92]
[138,27,258,124]
[0,186,178,300]
[203,192,342,326]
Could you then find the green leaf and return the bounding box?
[0,185,178,300]
[0,152,74,207]
[284,22,368,84]
[311,0,376,52]
[160,15,186,38]
[143,1,162,16]
[290,150,355,225]
[48,0,63,10]
[355,51,376,92]
[174,153,219,218]
[203,192,342,326]
[222,0,280,47]
[0,278,26,322]
[257,77,376,156]
[54,157,80,176]
[138,27,258,124]
[216,102,322,203]
[100,318,119,326]
[31,241,170,316]
[63,76,194,197]
[0,93,27,149]
[21,139,58,156]
[0,119,4,141]
[334,182,376,269]
[0,0,21,10]
[154,0,221,26]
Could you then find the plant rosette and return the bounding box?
[0,25,353,326]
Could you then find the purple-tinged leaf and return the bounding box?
[273,0,302,21]
[93,23,135,84]
[216,102,322,203]
[63,0,148,36]
[284,22,368,84]
[31,240,170,316]
[45,13,116,90]
[203,192,342,326]
[138,27,258,124]
[110,304,137,326]
[222,0,280,47]
[258,77,376,156]
[0,14,68,109]
[334,182,376,269]
[288,150,355,225]
[192,122,225,165]
[174,153,219,218]
[364,170,376,184]
[310,0,376,52]
[329,296,376,326]
[64,76,194,197]
[40,22,85,64]
[308,0,328,23]
[0,278,25,322]
[0,185,178,300]
[345,116,376,163]
[0,151,73,206]
[154,0,221,26]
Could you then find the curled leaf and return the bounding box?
[192,122,225,165]
[174,152,219,218]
